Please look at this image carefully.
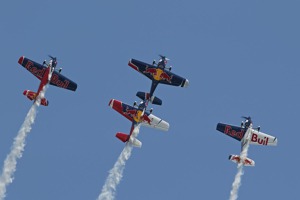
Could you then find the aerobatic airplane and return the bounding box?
[128,55,189,105]
[216,116,278,166]
[109,97,169,147]
[18,56,77,106]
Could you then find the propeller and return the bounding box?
[48,55,57,61]
[241,116,251,120]
[159,54,170,61]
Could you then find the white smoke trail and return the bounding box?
[97,124,141,200]
[229,129,251,200]
[0,70,52,200]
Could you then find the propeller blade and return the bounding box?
[159,54,170,61]
[48,55,57,61]
[241,116,251,120]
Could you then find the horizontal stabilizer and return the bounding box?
[23,90,36,101]
[229,154,255,166]
[136,91,162,105]
[116,133,129,143]
[128,136,142,148]
[115,133,142,148]
[23,90,48,106]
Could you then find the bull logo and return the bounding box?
[143,66,173,83]
[123,107,151,124]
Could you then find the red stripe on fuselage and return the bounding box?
[36,66,50,96]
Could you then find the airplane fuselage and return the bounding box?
[36,65,52,96]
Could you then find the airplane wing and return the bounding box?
[129,59,189,88]
[18,56,77,91]
[128,59,155,80]
[250,129,278,146]
[109,99,169,131]
[141,113,169,131]
[109,99,136,122]
[50,71,77,91]
[216,123,246,141]
[158,70,189,87]
[18,56,46,80]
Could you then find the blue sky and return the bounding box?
[1,0,299,199]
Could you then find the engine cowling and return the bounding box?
[229,154,255,166]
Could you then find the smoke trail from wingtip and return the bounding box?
[0,71,52,200]
[97,125,141,200]
[229,140,250,200]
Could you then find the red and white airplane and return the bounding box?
[216,116,278,166]
[18,56,77,106]
[109,99,169,147]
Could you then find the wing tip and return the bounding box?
[18,56,25,65]
[108,99,115,108]
[184,79,189,87]
[73,83,78,91]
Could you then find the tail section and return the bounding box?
[23,90,36,101]
[229,154,255,167]
[116,133,129,143]
[23,90,49,106]
[136,91,162,105]
[115,132,142,148]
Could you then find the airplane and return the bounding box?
[216,116,278,166]
[108,97,169,148]
[128,55,189,105]
[18,56,77,106]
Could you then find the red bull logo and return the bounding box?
[51,74,70,89]
[230,155,254,166]
[25,61,46,79]
[251,133,269,145]
[231,156,241,163]
[123,108,137,117]
[224,125,244,139]
[23,90,37,100]
[123,107,151,124]
[142,114,151,125]
[143,66,173,83]
[244,158,252,165]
